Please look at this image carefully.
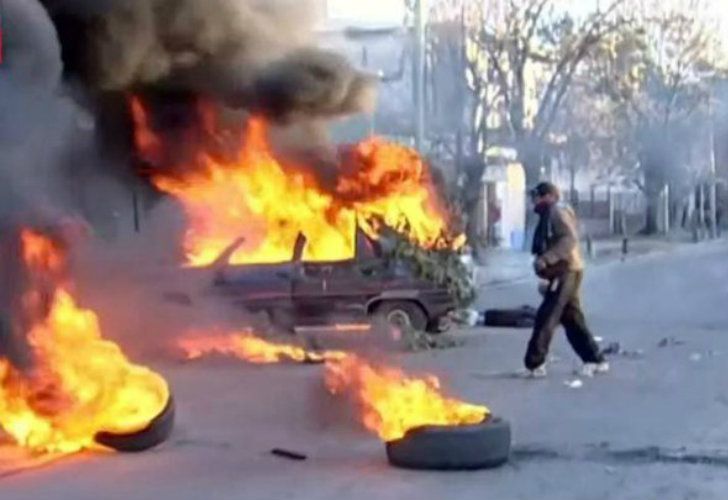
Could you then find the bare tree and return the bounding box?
[591,0,726,233]
[398,1,496,251]
[465,0,630,186]
[399,0,629,248]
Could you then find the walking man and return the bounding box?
[524,182,608,378]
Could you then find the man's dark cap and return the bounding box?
[530,181,560,199]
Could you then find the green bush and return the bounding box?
[377,225,476,309]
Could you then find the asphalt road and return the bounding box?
[2,241,728,500]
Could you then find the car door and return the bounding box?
[291,230,385,323]
[216,264,293,302]
[211,238,295,313]
[291,261,331,321]
[323,259,385,317]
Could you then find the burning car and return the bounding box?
[202,229,458,334]
[129,99,469,335]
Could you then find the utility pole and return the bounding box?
[662,184,670,235]
[709,91,719,239]
[413,0,427,152]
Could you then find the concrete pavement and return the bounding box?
[1,240,728,499]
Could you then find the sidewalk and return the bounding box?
[476,233,723,287]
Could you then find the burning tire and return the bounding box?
[374,301,428,332]
[94,395,176,452]
[385,417,511,470]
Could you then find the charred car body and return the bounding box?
[206,231,457,333]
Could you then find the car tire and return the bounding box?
[385,417,511,471]
[484,309,534,329]
[94,395,176,452]
[374,301,428,332]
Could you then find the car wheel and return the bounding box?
[385,417,511,471]
[94,395,176,452]
[374,301,428,332]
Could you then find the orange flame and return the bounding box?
[179,331,345,364]
[325,354,489,442]
[21,230,65,276]
[130,97,459,267]
[0,230,170,454]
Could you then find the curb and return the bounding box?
[479,238,727,290]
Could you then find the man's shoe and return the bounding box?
[581,361,610,378]
[522,365,547,379]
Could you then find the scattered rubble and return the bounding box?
[400,325,465,352]
[601,342,644,359]
[687,350,721,363]
[455,309,481,327]
[564,379,584,389]
[658,337,686,348]
[270,448,308,461]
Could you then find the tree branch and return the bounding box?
[533,0,628,139]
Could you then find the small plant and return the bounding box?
[377,224,476,309]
